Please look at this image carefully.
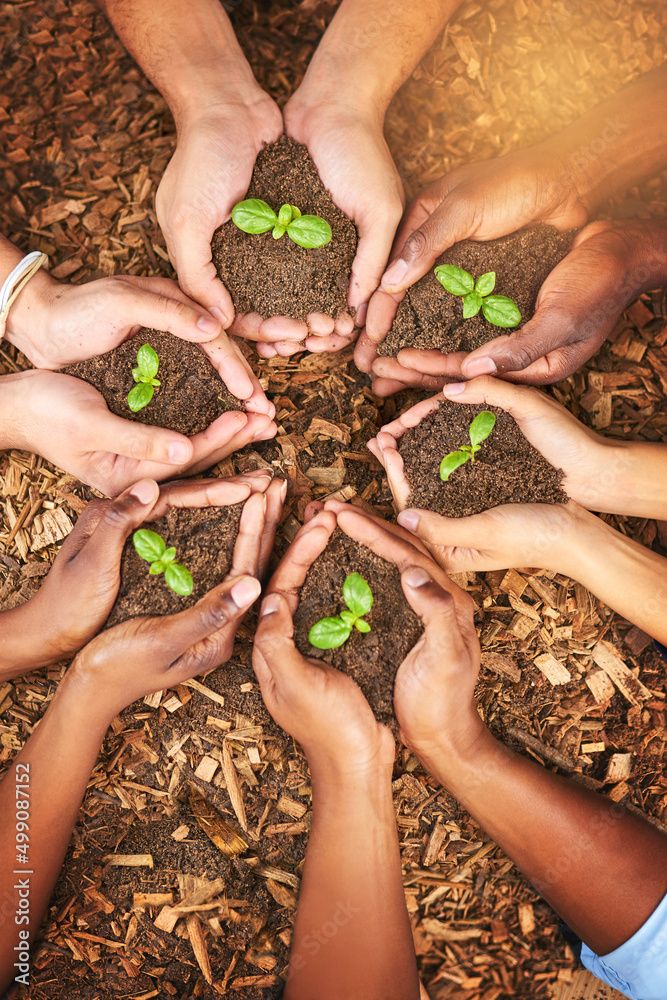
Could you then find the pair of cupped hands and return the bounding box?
[11,468,480,776]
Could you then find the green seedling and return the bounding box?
[132,529,193,596]
[308,573,373,650]
[434,266,521,328]
[439,411,497,482]
[128,344,160,412]
[231,198,332,249]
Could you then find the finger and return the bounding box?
[348,204,404,312]
[199,332,256,401]
[323,499,430,551]
[441,376,547,424]
[266,511,337,614]
[114,280,221,344]
[95,410,194,468]
[260,316,309,342]
[169,226,235,326]
[371,375,416,397]
[397,507,490,554]
[252,591,304,693]
[397,348,468,380]
[258,478,286,579]
[183,414,276,478]
[166,574,262,679]
[305,332,355,353]
[371,355,447,392]
[256,341,278,359]
[365,287,405,344]
[334,311,355,338]
[63,479,159,563]
[381,440,411,510]
[306,313,335,337]
[149,477,258,519]
[379,190,465,294]
[274,341,306,357]
[336,506,432,574]
[304,500,324,522]
[354,329,378,373]
[377,394,443,440]
[217,336,275,416]
[401,566,473,656]
[229,491,267,580]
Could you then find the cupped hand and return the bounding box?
[277,100,405,359]
[369,220,665,391]
[6,369,276,497]
[6,273,223,370]
[156,99,283,326]
[363,145,589,354]
[369,377,614,512]
[252,511,394,773]
[69,488,274,720]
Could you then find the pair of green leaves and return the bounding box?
[434,266,521,328]
[439,411,496,482]
[132,529,193,596]
[232,199,332,249]
[308,573,373,650]
[128,344,160,412]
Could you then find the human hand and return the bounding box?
[275,99,404,360]
[370,377,617,513]
[368,220,667,391]
[5,271,223,369]
[68,489,273,721]
[3,369,276,497]
[362,145,589,358]
[6,472,277,674]
[252,511,394,775]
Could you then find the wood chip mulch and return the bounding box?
[1,2,666,999]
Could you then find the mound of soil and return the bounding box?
[106,504,244,628]
[63,328,242,437]
[377,225,576,357]
[212,135,358,322]
[399,399,568,517]
[292,529,424,724]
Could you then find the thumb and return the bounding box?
[400,565,472,658]
[348,209,402,315]
[380,202,466,294]
[170,227,235,328]
[118,281,222,343]
[85,478,160,561]
[398,508,490,554]
[92,408,194,467]
[252,592,303,691]
[162,575,262,677]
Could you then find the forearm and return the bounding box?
[419,731,667,957]
[285,761,418,1000]
[0,674,111,990]
[594,437,667,519]
[0,607,50,682]
[559,508,667,645]
[541,63,667,210]
[96,0,262,128]
[294,0,461,120]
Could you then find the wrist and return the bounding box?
[2,259,57,366]
[307,747,394,793]
[412,726,501,799]
[287,75,386,135]
[171,62,273,133]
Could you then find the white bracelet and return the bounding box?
[0,251,48,341]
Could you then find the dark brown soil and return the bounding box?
[106,504,244,628]
[292,529,424,724]
[399,399,568,517]
[212,135,358,322]
[63,328,242,437]
[378,225,576,357]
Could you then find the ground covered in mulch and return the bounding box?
[292,529,425,724]
[212,135,358,322]
[378,226,576,357]
[64,328,242,437]
[399,400,567,518]
[1,2,667,1000]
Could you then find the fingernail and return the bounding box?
[260,593,281,617]
[404,566,431,588]
[463,357,496,377]
[129,479,158,505]
[231,577,261,608]
[354,302,367,327]
[168,441,191,464]
[442,382,466,396]
[398,510,419,531]
[208,306,231,327]
[280,479,288,501]
[382,258,409,290]
[197,312,220,334]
